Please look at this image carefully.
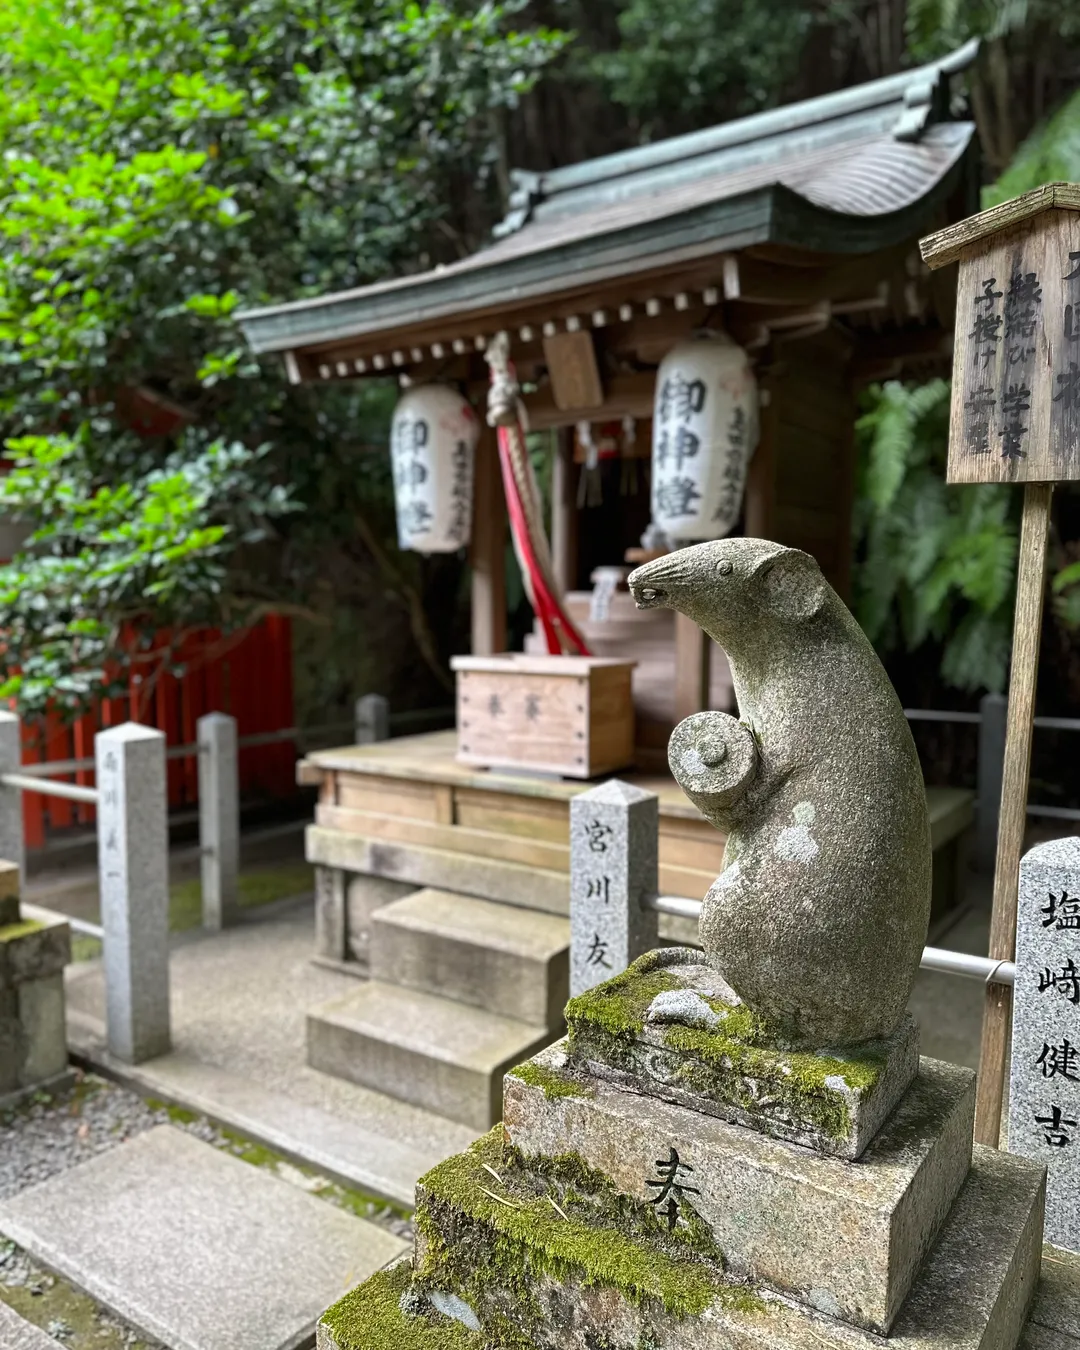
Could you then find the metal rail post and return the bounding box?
[355,694,390,745]
[976,692,1008,874]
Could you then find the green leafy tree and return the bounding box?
[0,0,565,718]
[585,0,815,138]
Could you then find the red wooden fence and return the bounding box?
[18,617,295,849]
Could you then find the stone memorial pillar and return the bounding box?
[197,712,240,930]
[569,780,658,997]
[1009,836,1080,1251]
[96,723,171,1064]
[0,711,24,882]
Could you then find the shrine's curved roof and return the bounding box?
[237,40,980,358]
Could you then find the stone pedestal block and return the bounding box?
[565,947,919,1159]
[319,1127,1044,1350]
[1010,837,1080,1253]
[0,908,71,1105]
[504,1041,975,1333]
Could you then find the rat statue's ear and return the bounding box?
[754,548,827,621]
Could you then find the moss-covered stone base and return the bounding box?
[564,948,919,1158]
[318,1262,483,1350]
[317,1126,764,1350]
[317,1128,1046,1350]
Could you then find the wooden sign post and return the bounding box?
[921,182,1080,1147]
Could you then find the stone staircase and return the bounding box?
[306,887,568,1130]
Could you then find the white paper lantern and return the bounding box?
[390,385,479,553]
[650,333,759,542]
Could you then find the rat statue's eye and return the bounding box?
[716,560,733,576]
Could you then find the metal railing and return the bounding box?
[646,894,1016,986]
[902,694,1080,872]
[0,714,171,1063]
[13,704,454,779]
[0,693,447,1061]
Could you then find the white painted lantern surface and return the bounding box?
[650,333,759,542]
[390,385,479,553]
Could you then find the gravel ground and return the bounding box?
[0,1073,219,1203]
[0,1071,413,1346]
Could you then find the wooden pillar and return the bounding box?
[470,425,508,655]
[674,613,710,723]
[551,429,578,597]
[831,379,858,603]
[744,378,777,540]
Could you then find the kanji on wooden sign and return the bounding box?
[921,182,1080,484]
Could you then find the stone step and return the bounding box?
[307,981,553,1131]
[0,1124,407,1350]
[0,1300,61,1350]
[370,888,569,1027]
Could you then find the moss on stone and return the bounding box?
[320,1263,482,1350]
[0,919,42,942]
[145,1098,200,1127]
[661,1020,887,1140]
[168,862,316,933]
[566,953,889,1142]
[507,1060,594,1102]
[415,1127,763,1337]
[564,952,681,1044]
[140,1101,413,1221]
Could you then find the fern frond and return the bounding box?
[1052,559,1080,594]
[941,611,1011,694]
[865,383,915,511]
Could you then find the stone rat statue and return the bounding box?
[627,538,931,1050]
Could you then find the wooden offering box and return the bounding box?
[451,653,636,779]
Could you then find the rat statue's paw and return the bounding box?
[668,711,757,818]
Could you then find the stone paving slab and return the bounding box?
[66,1017,452,1209]
[63,900,475,1206]
[0,1298,60,1350]
[0,1125,407,1350]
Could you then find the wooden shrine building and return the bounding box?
[235,46,984,1131]
[239,39,981,741]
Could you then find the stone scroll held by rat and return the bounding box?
[627,538,932,1052]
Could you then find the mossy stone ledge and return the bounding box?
[563,949,919,1159]
[408,1126,761,1349]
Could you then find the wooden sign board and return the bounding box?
[921,182,1080,484]
[921,182,1080,1149]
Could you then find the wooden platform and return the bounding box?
[300,730,974,913]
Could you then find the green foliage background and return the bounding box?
[5,0,1080,718]
[0,0,564,718]
[852,16,1080,697]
